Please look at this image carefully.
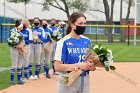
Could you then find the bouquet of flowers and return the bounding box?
[50,31,63,42]
[87,44,116,71]
[8,31,27,55]
[61,44,116,86]
[8,31,23,47]
[32,31,41,42]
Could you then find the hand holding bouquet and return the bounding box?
[61,44,116,86]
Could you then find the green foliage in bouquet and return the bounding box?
[7,31,23,47]
[88,44,116,71]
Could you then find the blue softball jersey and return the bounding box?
[54,35,91,64]
[48,26,59,32]
[32,27,45,43]
[21,28,33,45]
[42,27,52,43]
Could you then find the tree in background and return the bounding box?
[42,0,90,19]
[120,0,134,42]
[7,0,90,19]
[103,0,115,43]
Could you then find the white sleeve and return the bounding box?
[41,28,45,38]
[27,28,33,40]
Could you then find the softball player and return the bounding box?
[10,20,25,85]
[48,19,60,75]
[58,21,66,37]
[21,19,32,79]
[28,17,45,80]
[40,19,52,78]
[54,12,95,93]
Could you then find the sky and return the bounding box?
[0,0,135,21]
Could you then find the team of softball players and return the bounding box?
[9,17,65,85]
[9,12,95,93]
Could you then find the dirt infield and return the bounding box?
[0,62,140,93]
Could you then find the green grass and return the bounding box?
[0,42,140,90]
[0,70,11,90]
[84,34,140,40]
[100,43,140,62]
[0,65,45,90]
[0,43,11,67]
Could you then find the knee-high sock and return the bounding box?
[24,66,28,79]
[39,64,42,74]
[35,64,41,76]
[52,61,55,73]
[44,64,49,75]
[29,64,32,76]
[10,68,15,82]
[17,68,22,81]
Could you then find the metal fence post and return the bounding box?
[128,25,130,46]
[0,24,2,43]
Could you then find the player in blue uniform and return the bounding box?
[41,19,52,78]
[58,21,66,37]
[28,17,45,80]
[48,19,60,75]
[9,20,25,85]
[54,12,96,93]
[21,19,32,80]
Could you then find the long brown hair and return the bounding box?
[66,12,86,35]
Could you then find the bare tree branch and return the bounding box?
[89,9,105,14]
[47,1,66,12]
[54,0,64,10]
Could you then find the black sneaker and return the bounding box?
[46,74,51,79]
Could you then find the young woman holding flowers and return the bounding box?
[54,12,96,93]
[28,17,45,80]
[40,19,52,78]
[21,19,33,80]
[8,20,25,85]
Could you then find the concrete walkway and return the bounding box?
[0,67,10,72]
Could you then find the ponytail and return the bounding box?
[66,24,72,35]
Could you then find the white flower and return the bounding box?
[57,34,62,40]
[93,45,99,50]
[16,33,20,37]
[107,49,113,60]
[104,61,111,67]
[14,37,19,43]
[52,31,58,37]
[8,38,13,43]
[10,32,15,38]
[106,49,113,66]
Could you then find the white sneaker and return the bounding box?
[29,75,34,80]
[34,75,38,80]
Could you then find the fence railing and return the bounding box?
[0,23,140,46]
